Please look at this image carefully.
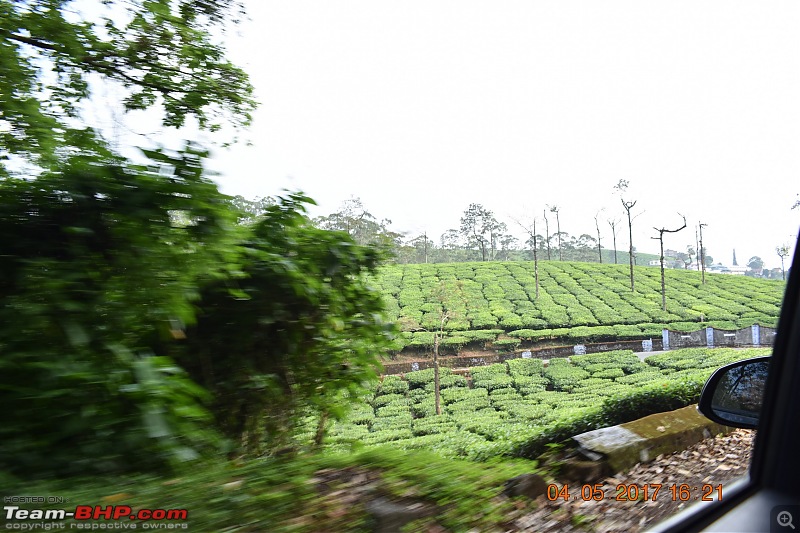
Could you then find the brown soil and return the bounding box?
[509,429,755,532]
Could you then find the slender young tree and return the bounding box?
[542,209,552,260]
[511,215,540,298]
[594,211,604,263]
[686,245,696,270]
[699,222,708,283]
[777,244,791,281]
[607,217,620,264]
[695,227,701,271]
[651,215,687,311]
[549,205,563,261]
[531,218,540,297]
[615,180,638,291]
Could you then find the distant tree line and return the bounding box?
[312,197,663,266]
[307,194,793,280]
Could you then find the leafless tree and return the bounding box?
[594,210,604,263]
[777,244,791,281]
[607,217,620,264]
[695,227,701,272]
[651,214,687,311]
[615,180,638,291]
[511,214,540,298]
[699,222,708,283]
[542,209,551,260]
[548,205,563,261]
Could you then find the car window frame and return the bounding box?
[654,233,800,532]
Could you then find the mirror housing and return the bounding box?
[697,356,770,430]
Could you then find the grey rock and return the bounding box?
[365,496,430,533]
[560,458,607,483]
[503,473,549,499]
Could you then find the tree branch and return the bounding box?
[653,214,687,235]
[7,31,236,103]
[7,32,58,51]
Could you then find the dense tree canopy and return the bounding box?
[313,197,403,250]
[0,2,395,478]
[0,145,240,476]
[0,0,255,176]
[179,193,394,452]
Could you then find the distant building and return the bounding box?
[768,267,784,279]
[708,262,747,275]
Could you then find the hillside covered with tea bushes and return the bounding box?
[320,348,769,460]
[377,260,785,353]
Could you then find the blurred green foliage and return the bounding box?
[0,0,395,483]
[1,446,539,532]
[177,192,395,453]
[0,147,393,477]
[0,0,255,178]
[0,145,238,477]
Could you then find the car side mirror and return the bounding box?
[697,356,770,430]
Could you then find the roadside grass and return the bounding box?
[2,448,540,532]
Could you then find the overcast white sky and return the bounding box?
[112,1,800,269]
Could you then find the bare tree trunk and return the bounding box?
[699,222,707,284]
[659,237,666,310]
[608,219,619,264]
[594,215,602,263]
[533,220,540,299]
[511,215,540,297]
[433,330,442,416]
[555,210,562,261]
[695,228,701,271]
[653,216,686,311]
[612,228,618,264]
[622,199,636,291]
[543,210,551,260]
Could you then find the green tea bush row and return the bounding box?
[335,345,772,461]
[347,405,376,426]
[372,393,407,408]
[473,374,514,391]
[376,404,410,418]
[405,367,453,388]
[377,375,409,395]
[379,262,783,352]
[422,374,468,391]
[506,357,545,376]
[543,364,589,391]
[412,416,458,436]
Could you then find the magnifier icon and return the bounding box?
[778,511,795,529]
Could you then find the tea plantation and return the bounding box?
[379,261,784,352]
[318,348,770,460]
